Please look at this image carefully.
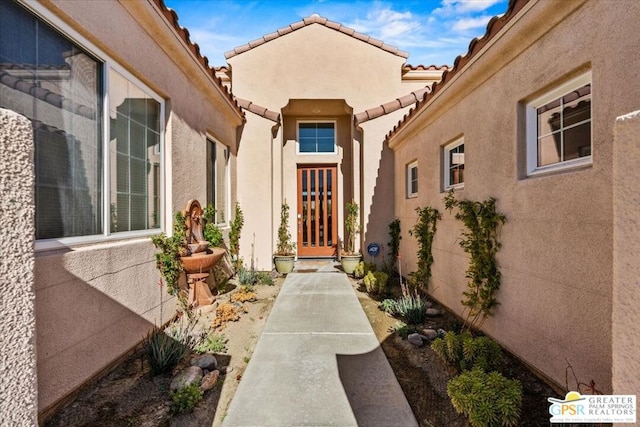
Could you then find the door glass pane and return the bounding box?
[311,171,316,246]
[319,170,324,246]
[302,171,308,247]
[327,170,332,246]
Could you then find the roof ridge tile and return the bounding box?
[225,14,408,59]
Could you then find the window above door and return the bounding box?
[297,121,337,154]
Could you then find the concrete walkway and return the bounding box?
[222,266,417,426]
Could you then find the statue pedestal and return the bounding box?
[186,272,215,307]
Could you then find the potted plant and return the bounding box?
[341,200,362,274]
[273,201,296,274]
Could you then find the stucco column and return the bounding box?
[0,109,37,425]
[352,128,362,252]
[612,110,640,400]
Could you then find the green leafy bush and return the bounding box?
[444,190,506,329]
[144,328,188,375]
[363,270,388,295]
[363,271,377,294]
[383,294,428,324]
[408,206,440,291]
[151,212,188,296]
[381,298,396,314]
[193,333,227,354]
[237,268,258,289]
[431,331,503,373]
[374,271,389,294]
[256,271,274,286]
[387,219,401,267]
[390,321,416,339]
[229,203,244,271]
[202,204,223,247]
[170,383,203,414]
[447,369,522,427]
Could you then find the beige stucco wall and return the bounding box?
[9,0,243,416]
[228,24,429,270]
[612,110,640,398]
[390,0,640,392]
[0,109,38,426]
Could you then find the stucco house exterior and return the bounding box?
[387,0,639,400]
[220,15,443,270]
[1,0,244,420]
[1,0,639,424]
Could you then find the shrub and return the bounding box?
[363,271,377,294]
[431,331,503,373]
[144,328,188,375]
[390,321,415,339]
[363,270,388,295]
[381,294,429,324]
[447,369,522,427]
[256,271,274,286]
[170,383,203,414]
[202,204,223,247]
[193,333,227,354]
[381,298,396,314]
[373,271,389,295]
[229,203,244,270]
[237,268,258,289]
[354,261,365,279]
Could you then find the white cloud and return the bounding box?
[440,0,503,14]
[345,3,420,42]
[451,15,492,31]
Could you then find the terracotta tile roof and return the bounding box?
[236,98,280,123]
[386,0,530,143]
[403,64,450,72]
[354,87,431,125]
[225,14,409,60]
[151,0,244,119]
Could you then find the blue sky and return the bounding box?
[164,0,509,66]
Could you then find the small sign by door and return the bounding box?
[367,243,381,257]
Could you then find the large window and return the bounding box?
[0,1,163,246]
[526,72,592,175]
[444,138,464,190]
[109,69,161,232]
[298,122,336,154]
[407,161,418,198]
[207,138,229,225]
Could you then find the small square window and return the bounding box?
[444,138,464,190]
[298,122,336,154]
[407,161,418,198]
[526,72,592,175]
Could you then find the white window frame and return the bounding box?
[296,120,338,155]
[26,2,166,251]
[406,160,418,198]
[444,138,465,190]
[207,136,230,227]
[526,71,592,176]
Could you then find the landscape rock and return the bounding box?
[200,370,220,392]
[421,329,439,340]
[170,366,203,392]
[190,353,218,371]
[425,308,441,317]
[220,366,233,375]
[408,333,424,347]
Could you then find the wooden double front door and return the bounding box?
[296,165,337,257]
